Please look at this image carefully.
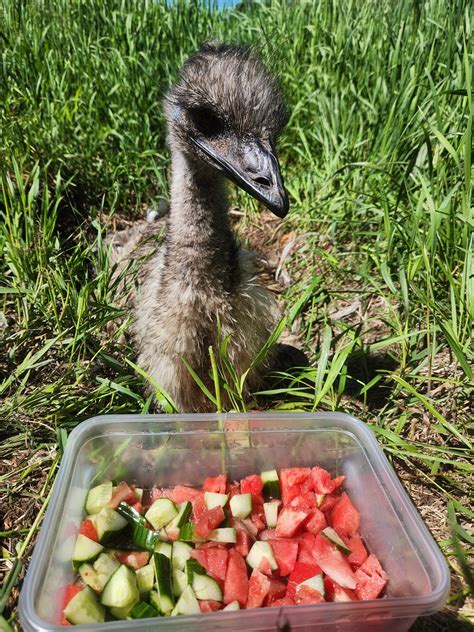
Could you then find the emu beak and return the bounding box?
[191,136,289,218]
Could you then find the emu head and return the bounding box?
[165,43,289,218]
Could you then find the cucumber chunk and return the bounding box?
[263,500,281,528]
[109,604,135,620]
[172,541,193,570]
[72,534,103,569]
[297,572,325,597]
[246,541,278,571]
[78,563,102,592]
[145,499,178,530]
[208,527,237,543]
[321,526,351,555]
[192,573,222,601]
[95,507,128,544]
[170,585,201,616]
[153,552,175,613]
[229,493,252,519]
[129,601,161,619]
[154,541,172,559]
[63,586,105,624]
[93,552,120,591]
[204,492,229,510]
[261,469,281,501]
[223,600,241,611]
[166,501,192,540]
[101,564,139,609]
[172,568,187,597]
[185,558,206,585]
[136,564,154,595]
[85,482,113,515]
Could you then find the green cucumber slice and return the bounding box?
[63,586,105,624]
[85,482,113,515]
[178,523,204,543]
[95,507,128,544]
[185,558,206,585]
[261,469,281,501]
[129,601,161,619]
[72,534,103,569]
[229,493,252,519]
[101,564,139,609]
[78,563,102,592]
[109,604,134,620]
[170,585,201,616]
[223,600,240,611]
[263,500,281,528]
[321,527,351,555]
[192,573,222,601]
[116,501,145,526]
[246,541,278,571]
[172,568,188,597]
[166,501,192,539]
[146,499,178,530]
[93,552,120,591]
[208,528,237,543]
[172,541,193,570]
[204,492,229,510]
[116,501,160,551]
[136,564,154,595]
[153,552,174,613]
[155,541,173,558]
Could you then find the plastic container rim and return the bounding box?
[19,411,451,630]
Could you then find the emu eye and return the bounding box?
[189,107,224,137]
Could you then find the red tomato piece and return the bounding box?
[194,505,225,539]
[247,569,271,609]
[203,475,227,494]
[78,519,98,543]
[287,562,322,600]
[275,506,311,538]
[223,549,249,607]
[330,492,360,537]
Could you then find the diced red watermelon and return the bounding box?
[226,481,241,499]
[297,532,319,565]
[355,554,388,600]
[250,500,266,532]
[115,551,150,570]
[324,577,357,602]
[241,517,259,539]
[203,475,227,494]
[312,534,356,589]
[108,481,137,509]
[247,569,271,608]
[345,534,368,568]
[294,584,325,604]
[199,600,221,612]
[265,578,287,605]
[194,505,225,539]
[275,507,311,537]
[269,539,298,576]
[287,562,323,600]
[168,485,202,504]
[206,547,228,582]
[230,518,254,557]
[240,474,263,502]
[305,508,327,536]
[289,492,317,510]
[223,549,249,607]
[319,492,341,514]
[280,468,312,505]
[311,467,344,495]
[130,501,143,514]
[191,492,207,523]
[59,584,82,625]
[258,529,277,541]
[330,493,360,537]
[78,519,98,543]
[269,597,295,607]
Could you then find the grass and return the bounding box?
[0,0,472,628]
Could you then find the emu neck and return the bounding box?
[165,149,239,293]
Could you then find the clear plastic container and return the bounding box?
[19,412,450,631]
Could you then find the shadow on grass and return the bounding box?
[411,611,473,632]
[344,349,399,410]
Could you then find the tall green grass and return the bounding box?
[0,0,472,627]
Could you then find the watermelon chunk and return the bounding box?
[191,491,207,523]
[78,519,98,543]
[59,584,82,625]
[294,584,325,604]
[330,493,360,537]
[206,547,229,582]
[265,578,287,605]
[168,485,202,504]
[312,534,356,589]
[203,475,227,494]
[224,549,249,607]
[355,554,388,600]
[230,519,254,557]
[269,597,295,607]
[320,492,341,514]
[289,492,317,510]
[297,532,318,565]
[270,538,298,576]
[250,500,266,532]
[115,551,150,570]
[287,562,322,600]
[311,467,343,495]
[194,505,225,539]
[108,481,136,509]
[247,569,271,608]
[280,468,311,505]
[345,534,368,568]
[305,508,327,536]
[275,506,311,537]
[240,474,263,501]
[325,577,357,602]
[199,600,221,612]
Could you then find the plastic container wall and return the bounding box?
[19,412,450,631]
